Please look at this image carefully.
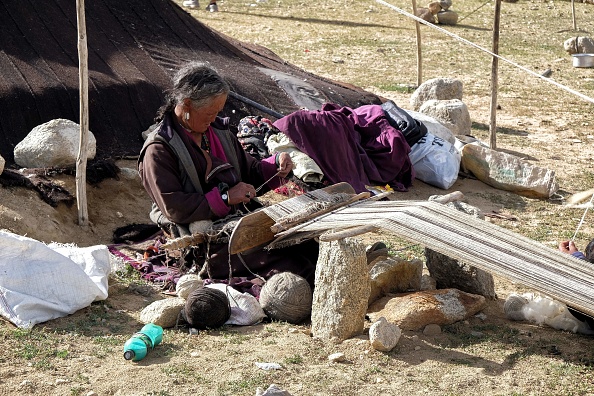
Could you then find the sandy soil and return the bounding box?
[1,0,594,393]
[0,126,593,396]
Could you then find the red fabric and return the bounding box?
[206,126,227,161]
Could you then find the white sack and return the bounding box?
[409,132,461,189]
[0,230,110,329]
[205,283,266,326]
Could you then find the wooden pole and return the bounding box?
[412,0,423,87]
[488,0,501,150]
[76,0,89,226]
[571,0,577,31]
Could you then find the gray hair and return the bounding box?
[155,61,230,121]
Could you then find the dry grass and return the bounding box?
[1,1,594,395]
[192,0,594,242]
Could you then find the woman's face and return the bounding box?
[186,94,227,133]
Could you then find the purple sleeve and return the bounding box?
[572,251,587,261]
[205,188,230,218]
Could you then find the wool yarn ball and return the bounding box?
[183,286,231,329]
[259,272,313,324]
[176,274,203,299]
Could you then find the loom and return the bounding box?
[228,183,594,318]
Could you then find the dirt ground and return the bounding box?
[1,127,593,396]
[2,0,594,395]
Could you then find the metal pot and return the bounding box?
[572,53,594,68]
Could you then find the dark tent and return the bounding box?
[0,0,381,165]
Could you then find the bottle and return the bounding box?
[123,323,163,362]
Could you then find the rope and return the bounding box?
[457,0,492,23]
[571,191,594,241]
[375,0,594,105]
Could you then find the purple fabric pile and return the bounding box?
[273,103,415,193]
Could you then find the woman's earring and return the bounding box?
[185,112,190,121]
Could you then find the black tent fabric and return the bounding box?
[0,0,381,165]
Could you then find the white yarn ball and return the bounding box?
[176,274,203,299]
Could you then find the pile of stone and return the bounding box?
[415,0,459,25]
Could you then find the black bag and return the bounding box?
[381,100,428,147]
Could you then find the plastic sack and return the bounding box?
[0,230,110,329]
[408,132,461,189]
[205,283,266,326]
[461,144,558,199]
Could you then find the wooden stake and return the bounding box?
[571,0,577,31]
[488,0,501,150]
[412,0,422,87]
[75,0,89,226]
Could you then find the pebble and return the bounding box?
[190,351,200,357]
[20,380,33,387]
[87,392,98,396]
[423,324,441,336]
[55,378,69,385]
[475,313,487,321]
[414,346,421,351]
[254,362,282,370]
[328,352,346,362]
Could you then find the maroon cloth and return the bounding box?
[273,103,415,193]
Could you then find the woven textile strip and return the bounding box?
[275,200,594,317]
[262,188,339,220]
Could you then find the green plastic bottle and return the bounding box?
[123,323,163,362]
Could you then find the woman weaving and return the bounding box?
[138,61,318,286]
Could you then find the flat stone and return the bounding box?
[367,288,487,331]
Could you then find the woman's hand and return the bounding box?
[277,152,293,178]
[227,182,256,205]
[559,240,579,254]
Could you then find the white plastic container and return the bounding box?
[572,53,594,68]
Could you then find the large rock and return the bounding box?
[419,99,471,136]
[14,119,96,168]
[367,289,487,330]
[425,248,497,299]
[436,10,458,25]
[405,110,456,145]
[461,144,559,198]
[439,0,452,10]
[564,36,594,55]
[139,297,186,328]
[415,2,441,23]
[410,77,463,111]
[368,257,423,305]
[311,237,370,342]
